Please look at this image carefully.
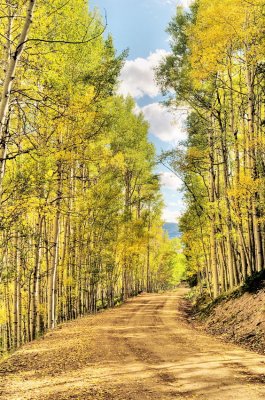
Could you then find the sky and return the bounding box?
[89,0,191,222]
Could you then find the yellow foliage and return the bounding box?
[0,308,6,324]
[189,0,264,82]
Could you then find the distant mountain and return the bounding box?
[163,223,180,239]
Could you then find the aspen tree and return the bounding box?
[157,0,265,297]
[0,0,36,191]
[0,0,177,353]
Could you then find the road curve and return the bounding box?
[1,290,265,400]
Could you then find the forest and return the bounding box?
[0,0,182,355]
[0,0,264,364]
[1,1,265,400]
[157,0,265,299]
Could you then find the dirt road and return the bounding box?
[1,290,265,400]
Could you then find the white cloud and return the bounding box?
[159,0,193,7]
[133,103,142,115]
[162,208,182,223]
[141,103,187,143]
[118,51,188,145]
[179,0,194,8]
[118,48,188,220]
[168,200,184,208]
[159,172,183,190]
[118,49,169,99]
[163,197,185,222]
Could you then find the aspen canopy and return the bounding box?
[0,0,181,354]
[156,0,265,298]
[1,2,265,400]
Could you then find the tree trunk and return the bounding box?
[0,0,36,191]
[48,160,62,329]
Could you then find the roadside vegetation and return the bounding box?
[157,0,265,299]
[0,0,182,357]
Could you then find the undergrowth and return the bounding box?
[188,270,265,319]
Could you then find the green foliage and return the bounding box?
[157,1,265,299]
[0,0,176,354]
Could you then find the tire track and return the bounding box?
[1,290,265,400]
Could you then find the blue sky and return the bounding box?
[89,0,190,222]
[90,0,177,59]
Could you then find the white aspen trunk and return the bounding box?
[246,64,264,272]
[209,123,219,298]
[146,202,151,293]
[48,160,62,329]
[13,234,19,348]
[0,9,14,199]
[228,55,248,282]
[0,0,36,133]
[31,215,43,339]
[0,0,36,190]
[48,207,60,329]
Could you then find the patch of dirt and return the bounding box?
[0,290,265,400]
[192,288,265,355]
